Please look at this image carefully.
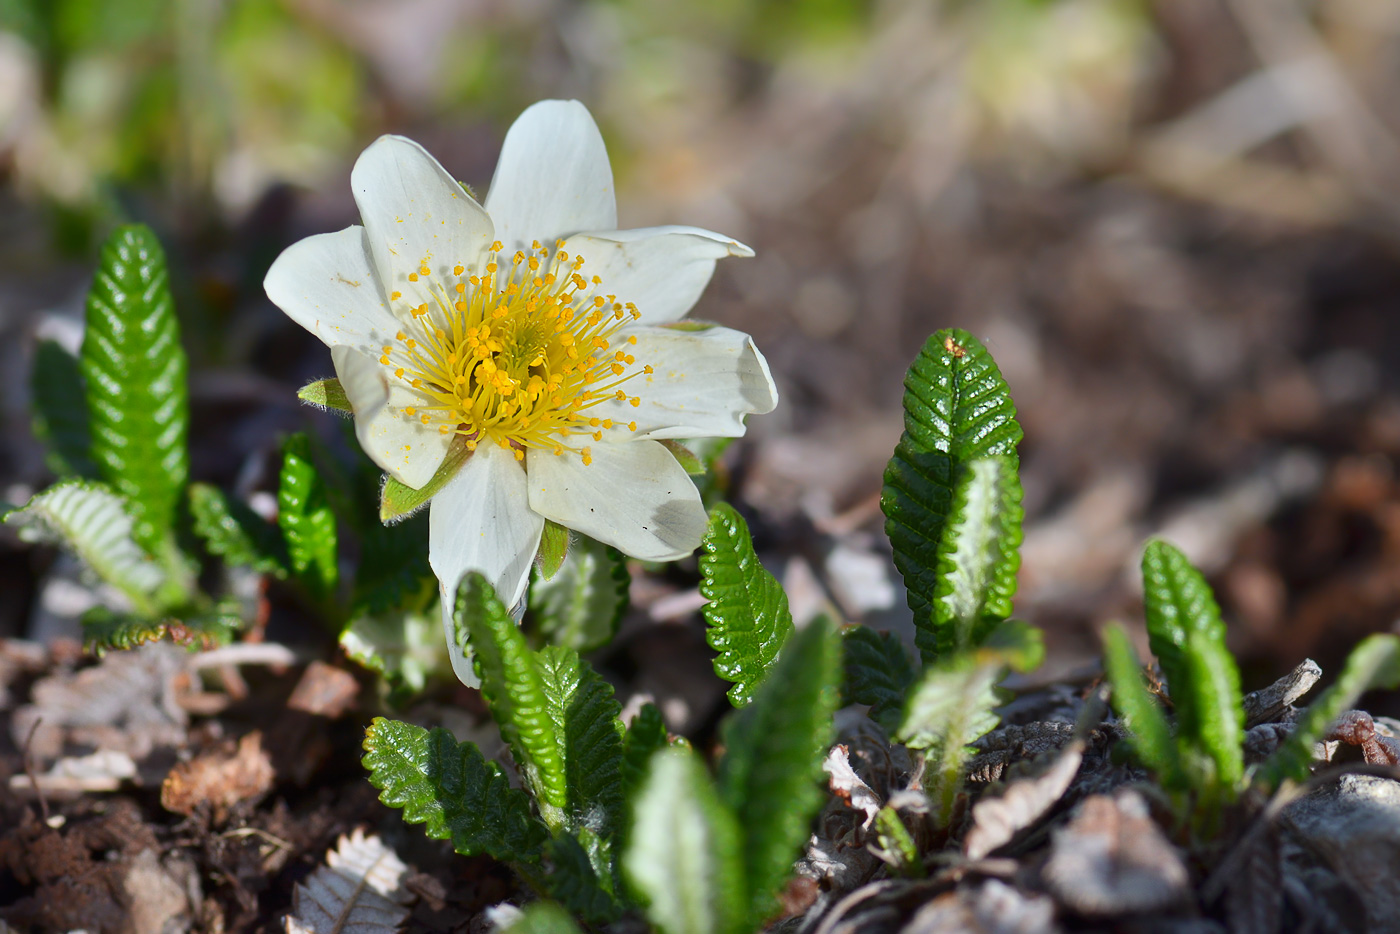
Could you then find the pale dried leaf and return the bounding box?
[824,744,883,831]
[964,740,1084,860]
[284,829,412,934]
[1242,658,1321,728]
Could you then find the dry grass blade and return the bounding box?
[283,829,413,934]
[963,739,1084,861]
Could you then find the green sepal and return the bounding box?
[277,433,338,599]
[530,533,630,653]
[660,320,718,332]
[625,746,748,934]
[380,434,473,523]
[718,616,842,918]
[361,717,547,862]
[296,378,353,414]
[842,627,916,729]
[537,520,571,581]
[188,482,289,577]
[700,503,794,707]
[80,224,189,554]
[880,329,1021,663]
[455,572,569,825]
[660,440,705,475]
[1257,634,1400,789]
[31,339,97,478]
[1102,623,1183,788]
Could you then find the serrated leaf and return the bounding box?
[897,657,1003,826]
[501,903,583,934]
[842,627,916,728]
[82,602,241,654]
[352,512,432,617]
[361,717,546,862]
[341,609,449,697]
[929,456,1023,657]
[297,378,353,414]
[622,704,670,800]
[1257,634,1400,789]
[455,572,568,825]
[872,806,921,877]
[880,329,1022,663]
[543,831,622,925]
[31,339,98,478]
[188,483,289,577]
[625,747,748,934]
[700,503,794,707]
[80,224,189,552]
[1102,623,1182,787]
[530,534,629,653]
[535,644,626,839]
[5,479,164,614]
[718,616,841,917]
[278,433,338,598]
[1181,630,1244,792]
[537,520,570,580]
[379,436,473,523]
[284,829,411,934]
[1140,540,1227,700]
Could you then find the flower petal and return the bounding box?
[429,443,544,685]
[351,135,494,306]
[590,325,778,441]
[526,440,706,562]
[331,345,452,489]
[484,100,617,253]
[264,226,401,354]
[568,226,754,325]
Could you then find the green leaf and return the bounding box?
[1102,623,1183,787]
[543,831,622,924]
[1140,539,1227,699]
[1257,634,1400,789]
[872,806,922,877]
[621,703,670,800]
[455,572,569,825]
[700,503,795,707]
[82,601,241,654]
[296,377,352,414]
[501,903,583,934]
[718,616,842,918]
[361,717,546,862]
[530,534,630,653]
[896,657,1002,827]
[535,644,626,839]
[5,479,164,615]
[1180,630,1245,792]
[880,329,1022,662]
[928,456,1023,657]
[625,747,748,934]
[188,483,289,577]
[352,512,432,616]
[380,435,473,523]
[31,339,97,478]
[842,627,917,728]
[277,433,338,598]
[341,609,449,697]
[979,618,1045,673]
[80,224,189,552]
[537,519,571,580]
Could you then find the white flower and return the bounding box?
[265,100,777,683]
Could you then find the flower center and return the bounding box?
[377,239,649,466]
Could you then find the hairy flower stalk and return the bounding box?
[265,100,777,683]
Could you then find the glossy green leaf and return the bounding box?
[4,479,164,615]
[82,601,241,654]
[1181,630,1245,792]
[537,519,570,580]
[31,339,97,478]
[501,903,583,934]
[700,503,794,707]
[361,717,546,862]
[842,627,916,729]
[1102,623,1183,787]
[379,435,473,523]
[1140,540,1229,698]
[543,831,622,924]
[625,747,748,934]
[897,657,1003,826]
[1257,634,1400,789]
[535,644,626,839]
[718,616,841,917]
[188,482,288,577]
[80,224,189,552]
[929,456,1023,657]
[352,511,432,616]
[296,377,352,414]
[530,533,629,653]
[455,572,568,825]
[621,703,670,800]
[277,433,338,598]
[880,329,1022,663]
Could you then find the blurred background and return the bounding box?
[3,0,1400,704]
